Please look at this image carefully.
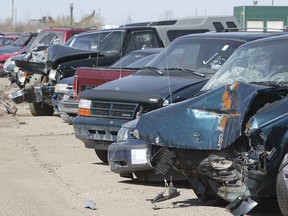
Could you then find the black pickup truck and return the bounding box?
[72,31,278,163]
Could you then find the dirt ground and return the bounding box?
[0,77,283,216]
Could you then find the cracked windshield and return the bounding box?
[203,38,288,91]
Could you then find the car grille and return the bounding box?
[90,101,139,120]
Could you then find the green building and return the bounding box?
[234,6,288,30]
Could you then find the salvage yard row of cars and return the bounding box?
[0,15,287,215]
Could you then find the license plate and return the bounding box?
[131,149,148,164]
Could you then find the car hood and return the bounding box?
[135,82,276,150]
[13,45,104,74]
[47,45,103,63]
[80,73,208,104]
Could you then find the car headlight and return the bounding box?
[17,70,28,83]
[78,99,91,116]
[117,127,130,142]
[117,126,139,142]
[3,58,15,72]
[54,83,68,93]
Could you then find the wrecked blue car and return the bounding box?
[131,35,288,215]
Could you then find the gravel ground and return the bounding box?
[0,77,282,216]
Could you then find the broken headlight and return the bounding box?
[117,127,139,142]
[117,127,130,142]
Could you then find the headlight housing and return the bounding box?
[3,58,15,73]
[78,99,91,116]
[117,127,130,142]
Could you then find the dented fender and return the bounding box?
[136,82,274,150]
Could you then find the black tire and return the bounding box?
[29,102,54,116]
[94,149,108,163]
[277,168,288,215]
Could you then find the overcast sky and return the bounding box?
[0,0,287,26]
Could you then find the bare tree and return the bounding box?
[159,10,174,20]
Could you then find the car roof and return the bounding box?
[40,27,89,33]
[178,31,288,42]
[130,48,164,55]
[237,33,288,47]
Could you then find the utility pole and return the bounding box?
[12,0,14,30]
[70,3,74,28]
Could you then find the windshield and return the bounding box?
[68,30,124,53]
[13,35,30,46]
[202,38,288,91]
[0,38,14,46]
[145,37,244,75]
[111,50,157,68]
[30,31,65,48]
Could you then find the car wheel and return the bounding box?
[94,149,108,163]
[29,102,54,116]
[277,167,288,215]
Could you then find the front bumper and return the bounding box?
[73,115,129,150]
[58,98,78,116]
[8,85,55,105]
[57,99,78,124]
[108,139,152,174]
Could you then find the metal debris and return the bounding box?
[84,199,96,210]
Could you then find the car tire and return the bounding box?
[94,149,108,163]
[277,168,288,215]
[29,102,54,116]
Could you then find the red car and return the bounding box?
[0,35,20,47]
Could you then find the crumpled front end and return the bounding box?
[136,82,288,213]
[136,82,269,150]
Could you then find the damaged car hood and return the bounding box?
[14,45,104,75]
[80,73,208,104]
[136,82,276,150]
[47,44,103,64]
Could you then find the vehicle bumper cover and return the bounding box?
[58,99,78,114]
[108,139,152,174]
[73,116,129,149]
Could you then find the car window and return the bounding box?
[68,30,125,53]
[126,31,159,53]
[202,39,288,91]
[146,37,244,75]
[13,35,30,46]
[31,31,65,48]
[0,38,14,46]
[111,50,153,68]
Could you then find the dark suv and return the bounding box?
[73,32,281,163]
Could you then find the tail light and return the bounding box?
[73,75,78,99]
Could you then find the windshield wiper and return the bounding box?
[163,68,206,78]
[142,66,163,75]
[250,81,285,87]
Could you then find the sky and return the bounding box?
[1,0,288,26]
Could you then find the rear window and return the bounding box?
[213,22,225,32]
[167,29,210,42]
